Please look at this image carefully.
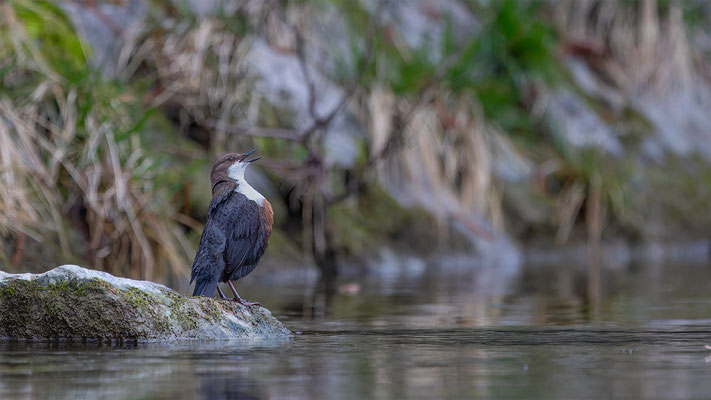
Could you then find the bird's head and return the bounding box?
[210,149,261,192]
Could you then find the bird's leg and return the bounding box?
[216,285,229,300]
[227,281,260,307]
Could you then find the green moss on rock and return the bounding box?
[0,265,291,342]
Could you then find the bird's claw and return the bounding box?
[234,298,260,308]
[225,281,259,307]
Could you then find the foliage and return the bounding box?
[8,0,87,78]
[339,0,559,138]
[444,0,559,135]
[2,0,711,281]
[0,0,194,279]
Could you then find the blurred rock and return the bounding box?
[547,89,623,156]
[246,39,363,167]
[636,87,711,161]
[60,0,146,78]
[381,0,477,62]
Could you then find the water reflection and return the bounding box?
[2,259,711,399]
[196,372,264,400]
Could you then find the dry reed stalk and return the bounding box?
[135,18,255,152]
[555,0,698,95]
[555,181,585,244]
[371,89,504,238]
[0,4,192,280]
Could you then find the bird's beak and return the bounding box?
[247,157,261,163]
[239,148,257,162]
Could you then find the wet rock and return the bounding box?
[0,265,291,342]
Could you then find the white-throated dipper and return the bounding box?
[190,150,273,306]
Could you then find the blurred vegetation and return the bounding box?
[1,0,711,281]
[0,0,195,279]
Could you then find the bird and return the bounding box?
[190,149,273,307]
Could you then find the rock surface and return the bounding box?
[0,265,291,342]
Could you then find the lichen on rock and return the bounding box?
[0,265,291,342]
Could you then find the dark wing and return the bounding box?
[190,223,225,296]
[191,190,262,294]
[217,192,261,282]
[190,189,234,296]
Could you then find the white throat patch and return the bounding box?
[228,162,265,206]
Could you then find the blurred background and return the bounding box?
[2,0,711,288]
[6,1,711,398]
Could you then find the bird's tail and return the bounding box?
[192,278,217,297]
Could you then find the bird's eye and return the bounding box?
[227,156,235,162]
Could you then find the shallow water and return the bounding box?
[2,260,711,399]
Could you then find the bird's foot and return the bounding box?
[234,298,260,308]
[216,285,229,300]
[226,281,260,308]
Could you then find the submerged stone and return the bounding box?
[0,265,291,342]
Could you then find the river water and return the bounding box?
[1,259,711,399]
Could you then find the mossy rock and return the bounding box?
[0,265,291,342]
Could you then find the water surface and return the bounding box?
[2,260,711,399]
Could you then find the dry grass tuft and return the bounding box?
[129,13,259,153]
[555,0,698,95]
[0,3,191,280]
[370,88,504,237]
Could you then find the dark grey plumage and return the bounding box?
[190,152,273,303]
